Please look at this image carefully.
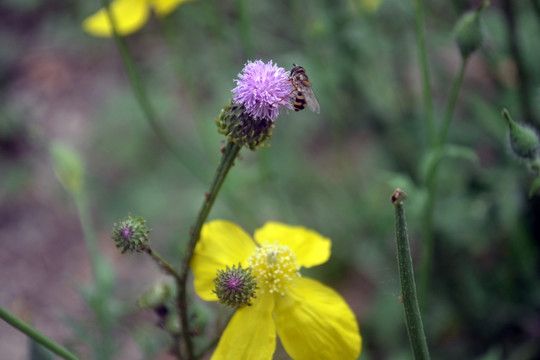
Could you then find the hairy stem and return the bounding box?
[0,306,80,360]
[177,142,242,359]
[438,57,468,146]
[419,56,469,305]
[146,247,182,283]
[392,189,431,360]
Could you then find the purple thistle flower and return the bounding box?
[120,226,134,240]
[232,60,294,121]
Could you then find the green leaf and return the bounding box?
[419,144,479,182]
[528,176,540,197]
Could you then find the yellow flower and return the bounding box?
[191,220,362,360]
[355,0,383,13]
[82,0,197,37]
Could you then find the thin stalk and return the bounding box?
[74,193,116,359]
[419,56,469,305]
[437,57,467,146]
[158,16,213,168]
[74,194,100,281]
[99,0,204,179]
[177,141,242,359]
[0,306,80,360]
[418,163,437,305]
[414,0,435,145]
[145,247,182,282]
[503,0,534,124]
[391,189,431,360]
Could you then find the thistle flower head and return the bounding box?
[212,264,258,308]
[232,60,294,122]
[112,215,150,253]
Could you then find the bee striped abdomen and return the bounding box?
[293,90,307,111]
[289,64,320,114]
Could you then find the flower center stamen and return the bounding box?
[248,242,300,296]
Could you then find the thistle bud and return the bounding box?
[112,215,149,253]
[503,109,540,160]
[454,1,489,59]
[213,264,258,308]
[216,101,274,151]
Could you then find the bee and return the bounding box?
[289,64,320,114]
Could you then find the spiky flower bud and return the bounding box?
[213,264,258,308]
[503,109,540,160]
[112,215,149,253]
[454,1,489,59]
[216,101,275,151]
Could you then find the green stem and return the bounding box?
[158,16,214,168]
[74,194,116,359]
[391,189,431,360]
[419,56,469,305]
[419,164,437,305]
[74,194,100,281]
[177,141,242,359]
[438,57,468,147]
[503,0,534,124]
[413,0,435,146]
[145,247,182,283]
[0,306,80,360]
[99,0,205,180]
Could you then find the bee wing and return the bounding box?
[303,86,320,114]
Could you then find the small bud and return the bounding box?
[49,142,84,195]
[138,283,173,309]
[216,101,274,151]
[112,215,150,253]
[502,109,540,160]
[213,264,258,308]
[391,188,407,205]
[454,1,489,59]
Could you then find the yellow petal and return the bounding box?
[82,0,149,37]
[212,293,276,360]
[359,0,383,13]
[150,0,197,17]
[274,277,361,360]
[254,222,331,268]
[191,220,255,301]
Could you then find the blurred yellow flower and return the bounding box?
[357,0,382,13]
[191,220,362,360]
[82,0,197,37]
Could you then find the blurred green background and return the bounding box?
[1,0,540,359]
